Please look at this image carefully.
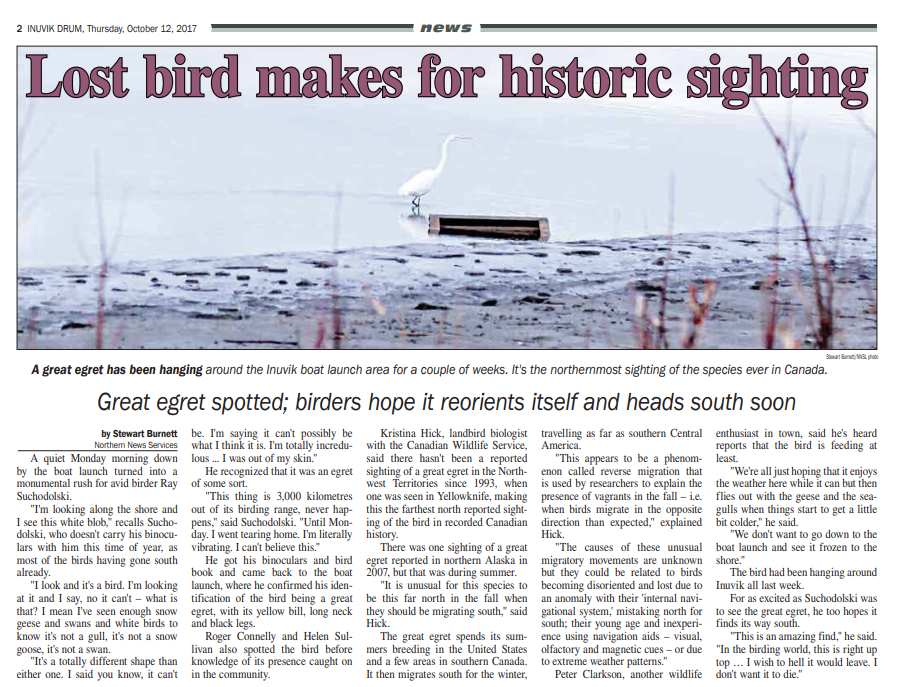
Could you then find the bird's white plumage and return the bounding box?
[399,168,439,198]
[398,135,470,206]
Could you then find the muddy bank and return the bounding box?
[17,225,876,349]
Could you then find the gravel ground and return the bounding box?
[17,225,876,350]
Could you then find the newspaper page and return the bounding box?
[9,3,891,686]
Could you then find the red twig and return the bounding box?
[763,205,782,349]
[633,295,656,350]
[657,175,675,350]
[91,150,126,349]
[683,280,717,349]
[96,261,108,349]
[331,188,344,349]
[757,108,832,348]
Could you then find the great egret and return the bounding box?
[398,134,471,212]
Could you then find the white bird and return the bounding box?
[398,135,471,212]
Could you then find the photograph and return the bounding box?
[16,46,876,349]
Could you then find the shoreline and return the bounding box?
[17,225,876,350]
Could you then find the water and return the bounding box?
[18,47,876,267]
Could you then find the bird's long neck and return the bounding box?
[435,138,452,176]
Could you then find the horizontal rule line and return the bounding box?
[211,23,414,30]
[18,449,166,452]
[480,23,876,31]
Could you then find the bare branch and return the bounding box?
[331,186,344,349]
[656,173,675,350]
[756,104,832,348]
[854,113,876,140]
